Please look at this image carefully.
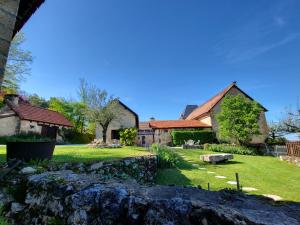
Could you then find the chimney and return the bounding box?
[4,94,20,106]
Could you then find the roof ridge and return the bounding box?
[186,83,236,120]
[19,99,63,115]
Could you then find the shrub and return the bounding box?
[151,144,180,168]
[216,94,262,145]
[120,128,137,146]
[267,137,287,146]
[61,129,94,144]
[0,132,51,143]
[171,130,216,146]
[204,144,260,155]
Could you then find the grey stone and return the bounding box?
[10,202,25,214]
[200,153,233,163]
[20,167,37,174]
[5,170,300,225]
[89,162,103,171]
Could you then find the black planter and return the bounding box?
[6,141,56,162]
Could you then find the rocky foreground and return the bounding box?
[2,170,300,225]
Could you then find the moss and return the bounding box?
[48,217,63,225]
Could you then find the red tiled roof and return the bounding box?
[186,82,267,120]
[139,122,151,129]
[186,83,235,120]
[149,120,211,129]
[7,99,73,127]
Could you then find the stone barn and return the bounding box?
[95,100,139,143]
[0,94,73,140]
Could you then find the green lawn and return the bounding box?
[156,149,300,202]
[0,145,151,163]
[1,145,299,202]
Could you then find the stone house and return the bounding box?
[138,120,211,146]
[138,82,268,146]
[0,94,73,140]
[185,82,268,144]
[95,100,139,143]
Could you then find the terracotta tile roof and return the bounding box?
[139,122,151,130]
[7,98,73,127]
[149,120,211,129]
[186,82,267,120]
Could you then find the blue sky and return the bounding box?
[20,0,300,122]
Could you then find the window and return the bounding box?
[111,130,120,140]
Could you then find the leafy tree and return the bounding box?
[267,121,287,144]
[2,32,32,92]
[216,94,262,145]
[79,79,119,143]
[48,97,87,133]
[120,128,137,146]
[279,103,300,136]
[27,94,49,108]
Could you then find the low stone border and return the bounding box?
[280,156,300,167]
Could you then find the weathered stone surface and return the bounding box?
[20,166,37,174]
[3,170,300,225]
[10,202,25,214]
[200,153,233,163]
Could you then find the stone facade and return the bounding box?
[0,0,20,86]
[96,101,138,143]
[0,115,19,136]
[209,87,269,144]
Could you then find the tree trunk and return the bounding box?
[102,126,108,143]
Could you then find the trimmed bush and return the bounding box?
[0,132,51,144]
[204,144,261,155]
[151,144,180,168]
[171,130,216,146]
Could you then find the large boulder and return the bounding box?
[200,153,233,163]
[4,170,300,225]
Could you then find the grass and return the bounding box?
[156,149,300,202]
[1,145,299,202]
[0,145,151,163]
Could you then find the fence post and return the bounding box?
[235,173,240,191]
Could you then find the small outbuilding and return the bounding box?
[0,94,73,140]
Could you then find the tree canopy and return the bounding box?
[79,79,119,143]
[216,94,262,145]
[3,32,32,92]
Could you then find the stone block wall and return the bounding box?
[1,169,300,225]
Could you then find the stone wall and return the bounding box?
[0,115,19,136]
[1,169,300,225]
[0,0,20,86]
[154,129,172,145]
[19,120,42,134]
[96,102,137,143]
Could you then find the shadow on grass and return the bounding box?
[0,154,6,163]
[216,160,243,165]
[156,167,193,186]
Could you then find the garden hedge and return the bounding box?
[171,130,216,146]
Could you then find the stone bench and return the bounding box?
[200,153,233,164]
